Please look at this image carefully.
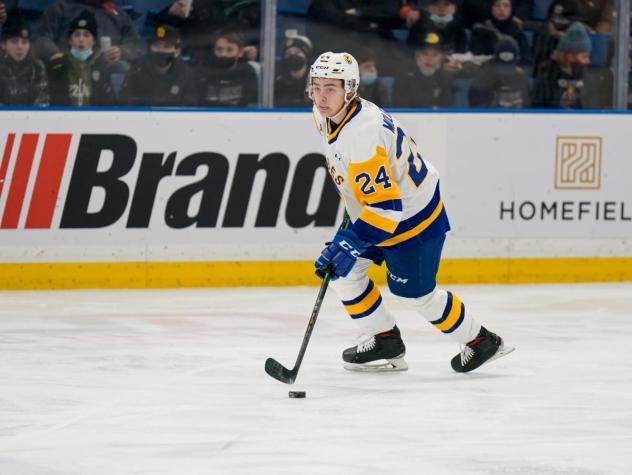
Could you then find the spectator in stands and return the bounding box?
[575,0,614,33]
[35,0,142,71]
[0,13,49,106]
[46,10,115,106]
[151,0,225,61]
[532,22,591,109]
[509,0,534,26]
[154,0,261,62]
[1,1,18,26]
[469,36,530,107]
[398,1,423,30]
[356,47,391,107]
[196,27,258,107]
[306,0,402,75]
[407,0,468,53]
[119,25,196,107]
[461,0,492,28]
[393,30,455,108]
[274,33,312,108]
[531,0,579,76]
[470,0,531,65]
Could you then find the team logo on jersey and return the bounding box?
[554,136,602,190]
[325,157,344,185]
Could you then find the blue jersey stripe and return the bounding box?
[352,218,394,244]
[390,184,441,236]
[342,280,375,306]
[430,291,453,325]
[369,199,403,211]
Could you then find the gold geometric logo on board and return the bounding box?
[555,136,602,190]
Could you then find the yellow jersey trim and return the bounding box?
[327,102,359,142]
[378,198,444,247]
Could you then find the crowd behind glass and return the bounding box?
[0,0,630,109]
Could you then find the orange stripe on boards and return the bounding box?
[1,134,39,229]
[0,133,16,202]
[26,134,72,229]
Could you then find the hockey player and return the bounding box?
[310,51,514,373]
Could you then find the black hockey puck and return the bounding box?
[288,391,306,398]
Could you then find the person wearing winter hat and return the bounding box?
[274,33,313,107]
[469,36,530,108]
[119,24,197,107]
[0,13,50,106]
[34,0,142,67]
[532,22,591,109]
[46,9,115,106]
[393,31,456,108]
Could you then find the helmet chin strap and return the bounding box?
[329,91,357,123]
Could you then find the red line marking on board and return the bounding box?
[1,134,39,229]
[26,134,73,229]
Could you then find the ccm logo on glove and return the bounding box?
[315,228,371,280]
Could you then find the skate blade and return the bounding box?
[486,345,515,366]
[344,357,408,373]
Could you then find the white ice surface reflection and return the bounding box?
[0,284,631,475]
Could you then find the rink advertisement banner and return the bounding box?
[0,111,343,262]
[0,110,447,263]
[444,114,632,239]
[1,110,631,288]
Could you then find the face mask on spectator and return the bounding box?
[149,51,175,68]
[213,55,237,68]
[430,14,453,25]
[285,54,306,71]
[419,64,440,76]
[70,48,93,61]
[361,72,378,85]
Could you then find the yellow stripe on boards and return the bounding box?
[434,294,463,332]
[344,284,381,316]
[1,257,632,290]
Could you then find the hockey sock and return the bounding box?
[400,287,481,343]
[332,277,396,336]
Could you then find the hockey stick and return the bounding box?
[265,213,349,385]
[265,271,332,384]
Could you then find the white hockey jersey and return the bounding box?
[313,98,450,249]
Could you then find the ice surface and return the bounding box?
[1,283,631,475]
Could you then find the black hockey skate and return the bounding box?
[343,326,408,372]
[451,326,514,373]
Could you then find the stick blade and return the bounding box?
[265,358,296,385]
